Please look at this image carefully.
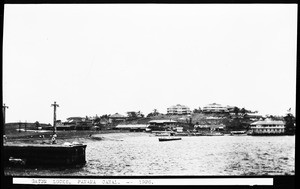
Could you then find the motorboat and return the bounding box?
[230,130,247,136]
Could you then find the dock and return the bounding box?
[4,143,87,167]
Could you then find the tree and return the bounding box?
[34,121,40,130]
[127,111,138,118]
[146,112,153,118]
[93,116,101,125]
[233,107,240,116]
[100,114,109,119]
[193,107,202,114]
[137,111,144,118]
[284,113,295,135]
[147,109,160,118]
[240,108,246,115]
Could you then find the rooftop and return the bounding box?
[115,124,149,129]
[168,104,190,109]
[110,113,125,118]
[250,119,285,125]
[148,120,177,123]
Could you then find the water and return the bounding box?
[5,133,295,176]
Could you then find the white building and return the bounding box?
[250,119,285,135]
[167,104,191,115]
[202,103,229,113]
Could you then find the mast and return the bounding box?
[51,101,59,135]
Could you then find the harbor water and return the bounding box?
[5,133,295,176]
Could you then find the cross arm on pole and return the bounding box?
[3,104,9,109]
[51,101,59,107]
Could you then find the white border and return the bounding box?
[13,178,273,185]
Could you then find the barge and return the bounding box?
[3,143,87,167]
[158,137,182,142]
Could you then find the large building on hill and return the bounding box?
[167,104,192,115]
[202,103,229,113]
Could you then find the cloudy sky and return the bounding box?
[3,4,297,124]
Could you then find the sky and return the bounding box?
[3,4,297,124]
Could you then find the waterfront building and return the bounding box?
[167,104,191,115]
[202,103,229,113]
[115,124,149,132]
[148,120,177,131]
[194,124,225,132]
[250,119,285,135]
[176,126,183,132]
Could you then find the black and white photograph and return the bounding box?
[2,2,296,186]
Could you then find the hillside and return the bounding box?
[122,112,252,131]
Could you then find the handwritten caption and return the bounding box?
[30,178,154,185]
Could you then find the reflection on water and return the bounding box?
[5,133,295,176]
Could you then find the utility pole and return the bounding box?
[3,104,9,136]
[51,101,59,135]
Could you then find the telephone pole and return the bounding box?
[3,104,9,136]
[51,101,59,135]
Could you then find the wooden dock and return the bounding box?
[4,143,87,167]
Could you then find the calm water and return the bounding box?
[5,133,295,176]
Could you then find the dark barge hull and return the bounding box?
[158,138,182,142]
[4,144,87,166]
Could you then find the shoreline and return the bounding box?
[4,129,295,145]
[4,130,134,145]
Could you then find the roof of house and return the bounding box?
[148,120,177,123]
[195,124,225,128]
[168,104,190,109]
[251,119,285,125]
[245,113,262,117]
[203,103,228,111]
[110,113,125,118]
[115,124,149,129]
[67,117,84,120]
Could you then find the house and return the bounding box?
[64,117,93,130]
[55,120,75,130]
[194,124,225,132]
[109,113,126,124]
[202,103,229,113]
[245,113,263,121]
[148,120,177,131]
[250,119,285,135]
[176,126,184,132]
[115,124,149,132]
[167,104,192,115]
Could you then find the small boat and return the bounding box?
[158,137,182,142]
[155,133,170,136]
[203,132,224,136]
[174,133,189,136]
[230,130,247,136]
